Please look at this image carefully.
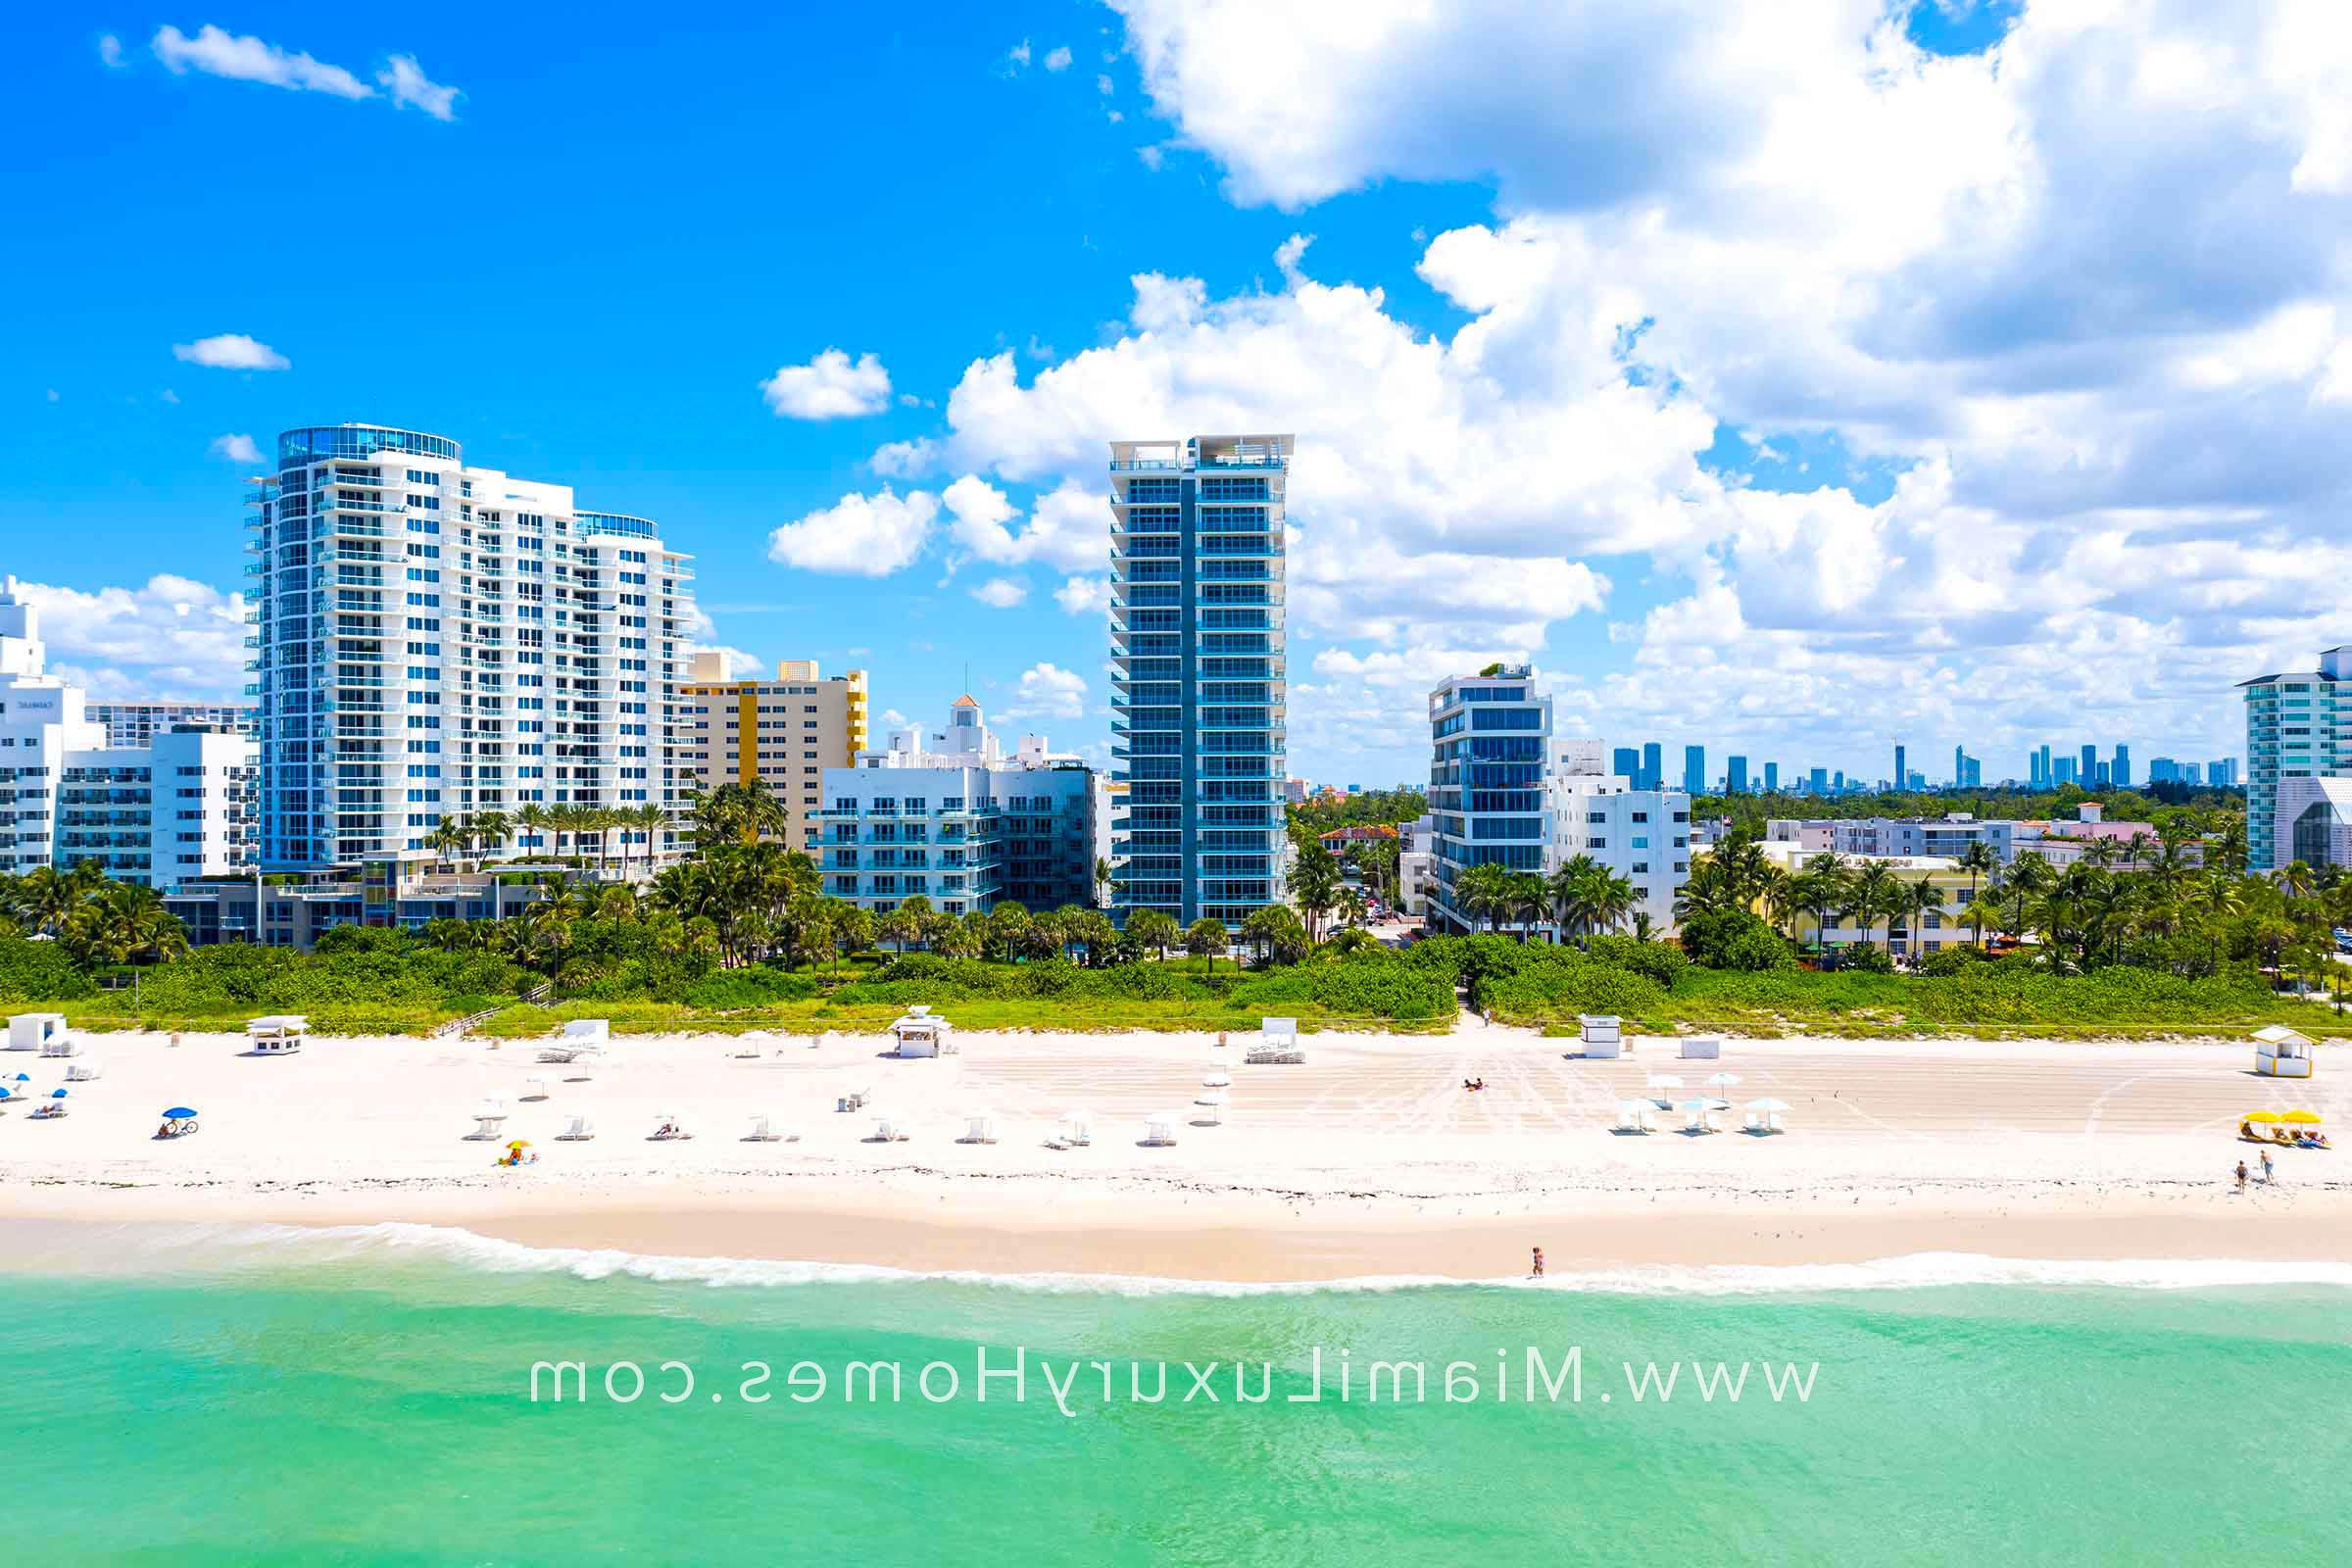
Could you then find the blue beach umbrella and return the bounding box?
[50,1088,69,1099]
[11,1072,28,1081]
[164,1107,198,1120]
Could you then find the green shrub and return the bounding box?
[1586,934,1690,990]
[0,935,96,1003]
[1678,910,1796,972]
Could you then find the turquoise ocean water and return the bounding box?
[4,1224,2347,1566]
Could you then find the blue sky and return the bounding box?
[7,2,2340,790]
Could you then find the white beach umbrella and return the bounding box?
[1707,1071,1742,1091]
[1202,1071,1232,1089]
[1744,1098,1790,1112]
[1194,1090,1228,1106]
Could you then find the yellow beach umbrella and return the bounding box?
[2282,1110,2324,1125]
[506,1139,532,1149]
[2244,1111,2283,1124]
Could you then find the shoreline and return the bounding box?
[7,1179,2348,1285]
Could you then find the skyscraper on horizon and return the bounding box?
[1107,433,1291,927]
[248,423,695,869]
[1641,740,1662,792]
[1683,744,1706,796]
[1763,760,1779,794]
[1727,755,1749,794]
[1612,746,1640,782]
[1893,742,1906,793]
[2112,744,2132,788]
[2080,743,2097,787]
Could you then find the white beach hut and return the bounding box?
[1578,1014,1623,1058]
[1678,1035,1723,1061]
[245,1015,307,1054]
[890,1005,955,1058]
[1247,1017,1303,1064]
[7,1013,67,1053]
[2253,1025,2316,1079]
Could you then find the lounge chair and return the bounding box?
[556,1115,595,1141]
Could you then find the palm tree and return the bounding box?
[426,814,468,873]
[1545,855,1598,944]
[466,810,513,866]
[1903,879,1945,967]
[1452,861,1514,935]
[2002,851,2055,945]
[1290,844,1343,943]
[1955,841,1998,945]
[1337,888,1369,930]
[1127,908,1179,960]
[1093,856,1117,907]
[516,802,550,857]
[1184,916,1227,974]
[1844,862,1902,952]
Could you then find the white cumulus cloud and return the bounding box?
[377,54,460,120]
[760,349,894,419]
[208,433,263,465]
[969,576,1029,609]
[766,487,938,576]
[13,574,251,702]
[173,333,290,370]
[1001,661,1088,721]
[151,24,373,101]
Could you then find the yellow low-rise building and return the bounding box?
[678,655,868,853]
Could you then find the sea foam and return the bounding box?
[95,1220,2352,1298]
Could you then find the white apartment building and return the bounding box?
[0,579,257,885]
[1545,744,1691,931]
[1397,812,1436,917]
[2240,649,2352,872]
[819,697,1110,918]
[87,702,256,749]
[248,425,695,869]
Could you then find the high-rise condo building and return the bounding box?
[1612,746,1640,782]
[248,424,696,869]
[1763,761,1779,794]
[1953,747,1981,789]
[1427,666,1547,933]
[1727,756,1749,794]
[1683,744,1706,795]
[2240,650,2352,871]
[678,654,867,853]
[2079,743,2098,786]
[2112,745,2132,787]
[1640,741,1662,792]
[1892,743,1906,793]
[1107,434,1291,927]
[2210,758,2237,787]
[0,579,257,884]
[87,703,256,750]
[1809,766,1829,795]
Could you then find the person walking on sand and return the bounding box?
[1531,1247,1544,1279]
[2235,1159,2249,1193]
[2261,1149,2276,1185]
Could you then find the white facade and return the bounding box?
[249,425,695,868]
[1397,812,1436,916]
[819,697,1109,918]
[86,702,256,749]
[1545,746,1691,931]
[0,579,257,885]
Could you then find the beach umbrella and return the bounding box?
[2245,1111,2283,1124]
[1744,1098,1791,1113]
[1194,1090,1228,1106]
[506,1139,531,1150]
[164,1107,198,1120]
[2282,1110,2324,1124]
[50,1088,68,1099]
[1202,1071,1232,1089]
[11,1071,27,1081]
[1707,1071,1742,1091]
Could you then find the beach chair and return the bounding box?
[870,1116,909,1143]
[1142,1114,1179,1148]
[957,1115,999,1145]
[744,1115,787,1143]
[556,1115,595,1141]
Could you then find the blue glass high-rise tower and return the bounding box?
[1107,434,1292,927]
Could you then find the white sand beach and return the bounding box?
[2,1021,2344,1281]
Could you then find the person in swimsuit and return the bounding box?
[2235,1159,2249,1192]
[1531,1247,1544,1278]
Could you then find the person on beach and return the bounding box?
[2261,1150,2276,1185]
[1531,1247,1544,1278]
[2235,1159,2249,1192]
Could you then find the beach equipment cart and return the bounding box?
[890,1005,953,1058]
[1578,1015,1623,1057]
[245,1015,307,1054]
[1678,1035,1723,1061]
